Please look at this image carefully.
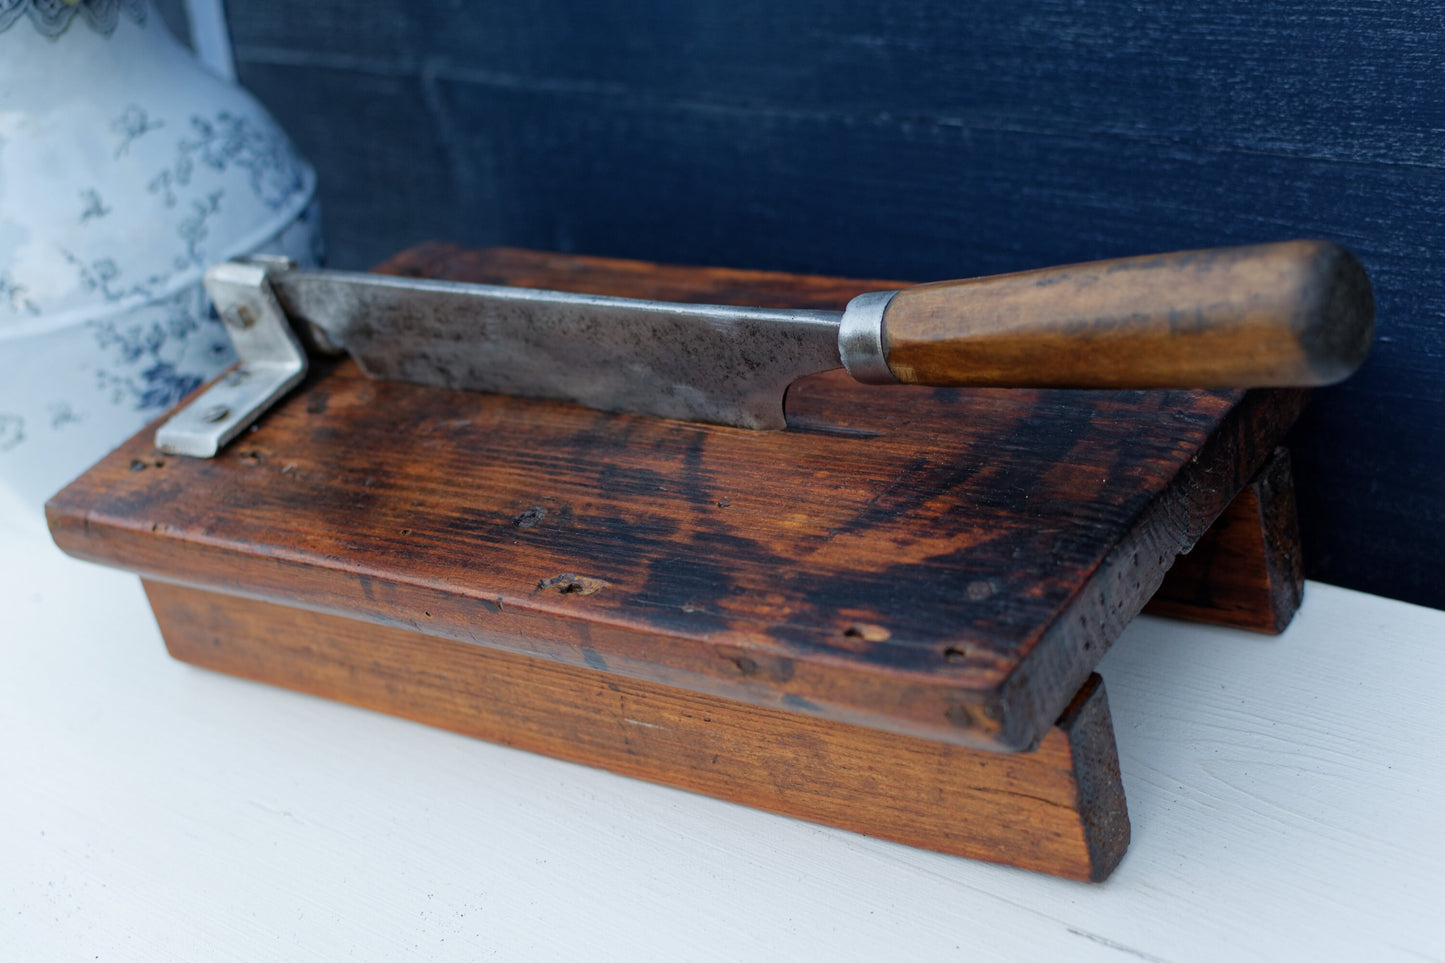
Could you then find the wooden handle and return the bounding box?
[881,241,1374,388]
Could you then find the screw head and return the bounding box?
[200,405,231,423]
[225,305,258,330]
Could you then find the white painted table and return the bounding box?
[4,484,1443,961]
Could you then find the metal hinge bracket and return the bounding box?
[154,257,308,458]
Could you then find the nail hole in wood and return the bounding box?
[732,656,758,675]
[513,506,546,528]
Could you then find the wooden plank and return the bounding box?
[143,579,1129,881]
[45,247,1307,753]
[1146,447,1304,633]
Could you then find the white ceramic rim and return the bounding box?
[0,162,317,343]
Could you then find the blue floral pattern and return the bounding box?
[89,287,234,411]
[0,272,40,316]
[111,106,165,158]
[24,105,313,325]
[0,413,23,451]
[150,113,306,213]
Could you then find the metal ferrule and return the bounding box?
[838,289,900,384]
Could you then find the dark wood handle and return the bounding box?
[882,241,1373,388]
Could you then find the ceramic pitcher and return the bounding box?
[0,0,321,514]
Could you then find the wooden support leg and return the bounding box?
[143,580,1131,882]
[1145,447,1304,633]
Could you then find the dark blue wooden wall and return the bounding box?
[210,1,1444,609]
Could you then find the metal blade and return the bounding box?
[271,269,844,430]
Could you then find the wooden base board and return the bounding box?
[144,580,1130,882]
[1146,447,1304,632]
[48,247,1314,882]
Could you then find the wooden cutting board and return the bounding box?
[46,245,1308,879]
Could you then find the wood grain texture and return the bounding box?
[45,247,1306,753]
[882,241,1372,389]
[227,0,1445,611]
[144,580,1129,881]
[1146,447,1304,633]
